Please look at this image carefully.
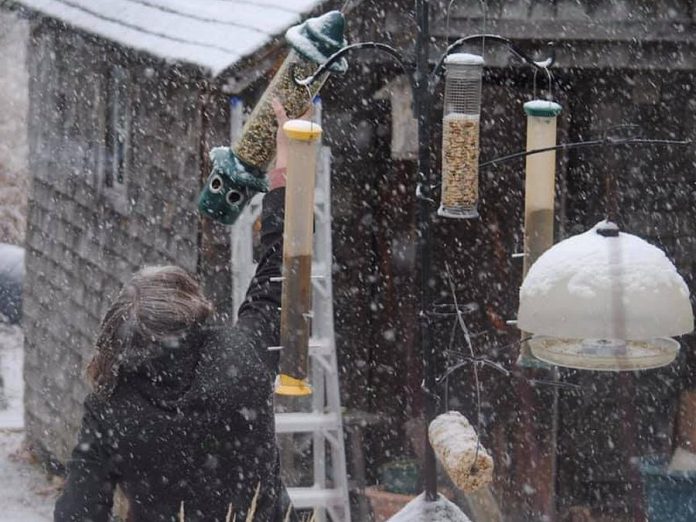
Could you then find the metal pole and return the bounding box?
[414,0,438,502]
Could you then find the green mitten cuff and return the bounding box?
[198,147,269,225]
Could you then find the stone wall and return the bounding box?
[22,21,217,462]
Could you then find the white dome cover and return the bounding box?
[387,493,472,522]
[518,221,693,340]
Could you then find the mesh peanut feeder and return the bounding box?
[438,53,484,219]
[276,120,323,396]
[199,11,347,225]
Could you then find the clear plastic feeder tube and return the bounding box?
[522,100,562,274]
[234,50,330,172]
[277,120,323,396]
[518,99,562,367]
[439,53,484,219]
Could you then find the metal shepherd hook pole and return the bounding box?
[293,0,559,506]
[414,0,439,502]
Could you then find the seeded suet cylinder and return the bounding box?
[428,411,494,493]
[198,10,348,225]
[517,100,562,368]
[276,120,323,396]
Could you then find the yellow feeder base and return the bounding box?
[275,374,313,396]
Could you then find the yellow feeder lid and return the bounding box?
[283,120,323,142]
[275,374,313,396]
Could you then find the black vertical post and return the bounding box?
[605,167,619,225]
[414,0,438,502]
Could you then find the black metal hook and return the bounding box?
[294,42,413,88]
[439,347,584,392]
[478,136,692,170]
[421,380,442,409]
[430,33,556,88]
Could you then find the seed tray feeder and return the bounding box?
[198,11,347,225]
[517,220,693,371]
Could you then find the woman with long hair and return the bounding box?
[54,101,296,521]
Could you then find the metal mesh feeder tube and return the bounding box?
[439,53,484,219]
[198,10,347,225]
[276,120,323,396]
[234,50,331,170]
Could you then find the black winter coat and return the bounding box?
[55,189,296,522]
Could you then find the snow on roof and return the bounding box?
[14,0,326,76]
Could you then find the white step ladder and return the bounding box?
[229,97,351,522]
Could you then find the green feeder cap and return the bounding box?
[198,147,268,225]
[524,99,562,117]
[286,10,349,73]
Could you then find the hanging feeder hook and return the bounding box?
[545,66,554,99]
[294,42,413,88]
[532,62,554,100]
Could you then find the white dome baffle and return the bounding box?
[387,493,472,522]
[517,221,694,371]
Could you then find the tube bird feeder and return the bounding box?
[517,99,562,367]
[439,53,484,219]
[521,100,562,274]
[276,120,323,396]
[199,11,347,225]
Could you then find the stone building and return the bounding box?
[7,0,696,520]
[8,0,339,463]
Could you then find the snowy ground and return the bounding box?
[0,323,55,522]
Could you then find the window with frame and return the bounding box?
[101,64,130,207]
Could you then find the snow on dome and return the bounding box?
[387,493,472,522]
[518,221,693,340]
[445,53,484,66]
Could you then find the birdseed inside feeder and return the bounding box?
[438,53,484,219]
[522,100,562,274]
[517,99,562,368]
[276,120,323,396]
[198,11,347,225]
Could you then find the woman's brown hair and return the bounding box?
[86,266,214,397]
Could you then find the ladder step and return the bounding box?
[268,339,331,355]
[275,412,341,434]
[311,262,329,276]
[287,487,345,509]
